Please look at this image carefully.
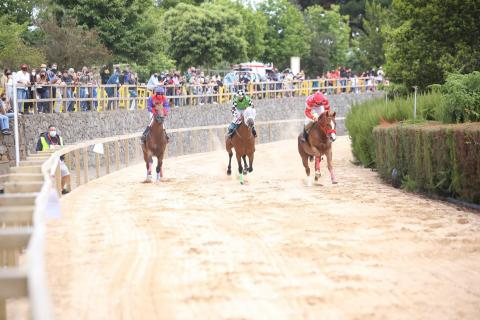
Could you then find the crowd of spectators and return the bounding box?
[0,63,140,115]
[0,62,385,122]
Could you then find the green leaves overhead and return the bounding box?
[258,0,310,69]
[52,0,157,64]
[385,0,480,88]
[0,16,45,69]
[163,2,247,69]
[304,5,350,76]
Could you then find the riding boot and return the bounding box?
[164,130,170,142]
[252,126,257,138]
[227,123,236,138]
[141,126,150,144]
[300,129,309,143]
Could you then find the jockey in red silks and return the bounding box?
[300,91,331,143]
[141,86,170,143]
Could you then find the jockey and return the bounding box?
[227,89,257,138]
[300,91,330,143]
[141,87,170,144]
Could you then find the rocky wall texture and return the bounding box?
[0,92,382,165]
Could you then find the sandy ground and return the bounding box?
[45,136,480,320]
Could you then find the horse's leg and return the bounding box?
[327,148,337,184]
[315,156,321,181]
[299,143,312,186]
[227,151,233,175]
[236,153,243,175]
[248,152,254,173]
[242,155,248,175]
[143,147,153,182]
[156,155,163,181]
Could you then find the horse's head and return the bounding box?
[154,114,165,123]
[243,107,256,129]
[319,111,337,142]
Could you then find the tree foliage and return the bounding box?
[52,0,157,64]
[259,0,310,69]
[355,0,389,70]
[0,17,45,69]
[385,0,480,89]
[39,16,111,69]
[163,2,247,70]
[0,0,38,25]
[304,5,350,76]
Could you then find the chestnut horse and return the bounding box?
[141,113,168,182]
[226,108,256,184]
[298,110,338,186]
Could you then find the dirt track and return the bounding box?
[45,136,480,319]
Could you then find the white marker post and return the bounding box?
[413,86,418,121]
[12,82,20,167]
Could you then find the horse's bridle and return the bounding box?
[317,117,336,137]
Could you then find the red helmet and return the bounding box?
[313,92,324,105]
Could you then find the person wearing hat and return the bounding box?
[141,87,170,144]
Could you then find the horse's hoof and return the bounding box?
[314,176,318,182]
[332,180,338,184]
[227,169,231,176]
[306,177,313,187]
[248,167,253,173]
[243,169,248,175]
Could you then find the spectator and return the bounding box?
[62,69,75,112]
[0,93,13,135]
[106,66,121,110]
[14,64,31,114]
[100,65,110,85]
[146,72,159,91]
[35,125,71,194]
[1,69,10,94]
[79,66,91,111]
[36,70,50,113]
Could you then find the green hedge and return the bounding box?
[345,92,444,167]
[373,122,480,204]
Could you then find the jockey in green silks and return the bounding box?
[227,89,257,138]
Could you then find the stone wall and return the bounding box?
[0,92,382,165]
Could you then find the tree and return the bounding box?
[0,17,45,69]
[0,0,38,25]
[52,0,158,64]
[385,0,480,89]
[163,3,247,70]
[258,0,310,69]
[355,0,389,70]
[304,5,350,76]
[39,16,111,69]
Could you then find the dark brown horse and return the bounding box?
[226,114,255,184]
[141,111,168,182]
[298,110,338,186]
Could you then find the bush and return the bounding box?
[435,72,480,123]
[345,92,444,166]
[374,123,480,204]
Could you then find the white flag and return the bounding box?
[93,143,104,154]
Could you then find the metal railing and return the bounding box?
[7,77,381,114]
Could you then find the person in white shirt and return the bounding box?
[14,64,31,113]
[146,73,160,92]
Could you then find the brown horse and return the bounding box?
[298,110,338,186]
[226,115,255,184]
[141,112,168,182]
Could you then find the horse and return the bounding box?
[226,107,256,184]
[297,110,338,186]
[141,111,168,182]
